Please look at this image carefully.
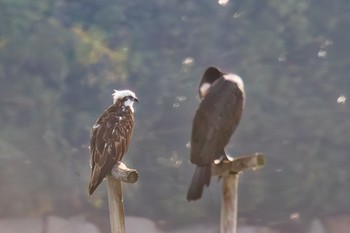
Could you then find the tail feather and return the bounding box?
[187,166,211,201]
[88,166,104,196]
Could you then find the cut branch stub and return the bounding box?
[111,162,138,183]
[212,153,266,177]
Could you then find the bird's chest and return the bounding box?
[112,112,133,131]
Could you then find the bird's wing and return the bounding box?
[89,105,134,194]
[190,78,244,166]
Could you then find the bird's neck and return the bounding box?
[123,100,134,113]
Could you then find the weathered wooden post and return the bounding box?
[106,162,138,233]
[221,173,239,233]
[212,153,266,233]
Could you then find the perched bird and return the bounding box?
[88,90,138,196]
[187,66,245,201]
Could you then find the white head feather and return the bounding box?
[112,90,137,103]
[199,82,212,98]
[112,89,138,112]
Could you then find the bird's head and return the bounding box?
[198,66,224,99]
[112,90,139,111]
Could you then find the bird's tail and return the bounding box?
[88,166,104,196]
[187,166,211,201]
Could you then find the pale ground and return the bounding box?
[0,215,347,233]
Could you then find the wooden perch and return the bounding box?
[212,152,265,176]
[107,162,138,233]
[213,152,266,233]
[111,162,139,183]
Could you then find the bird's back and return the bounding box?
[190,77,244,166]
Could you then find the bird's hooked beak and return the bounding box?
[133,96,139,103]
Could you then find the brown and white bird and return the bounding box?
[187,66,245,201]
[88,90,138,196]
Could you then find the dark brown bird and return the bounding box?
[88,90,138,196]
[187,66,245,201]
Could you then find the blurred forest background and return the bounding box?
[0,0,349,232]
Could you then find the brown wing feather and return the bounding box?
[190,78,244,166]
[88,103,134,195]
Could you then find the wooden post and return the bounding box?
[212,153,266,233]
[107,176,125,233]
[106,162,138,233]
[221,173,239,233]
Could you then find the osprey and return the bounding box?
[88,90,138,196]
[187,66,245,201]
